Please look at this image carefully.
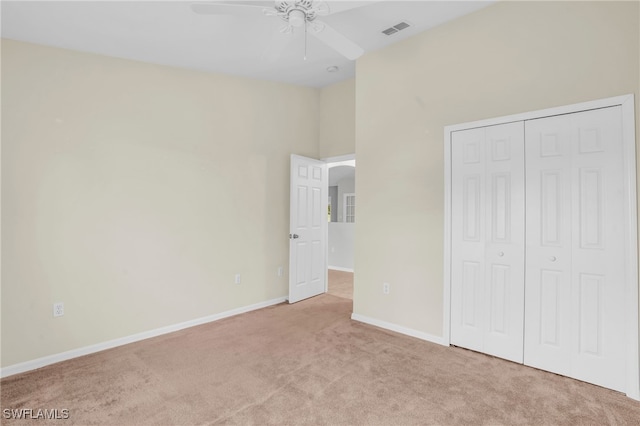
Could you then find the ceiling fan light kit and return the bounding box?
[288,9,306,27]
[274,0,327,23]
[192,1,365,61]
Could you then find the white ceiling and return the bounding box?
[1,1,494,88]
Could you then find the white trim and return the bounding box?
[321,154,356,167]
[328,266,354,273]
[442,94,639,399]
[621,95,639,400]
[351,313,447,346]
[0,296,287,379]
[444,94,634,134]
[443,124,453,347]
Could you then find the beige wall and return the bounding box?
[319,78,355,158]
[353,1,639,336]
[1,40,319,367]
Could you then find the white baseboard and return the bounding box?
[0,296,287,379]
[351,313,447,347]
[328,266,354,273]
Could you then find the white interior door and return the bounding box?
[451,127,485,353]
[450,122,525,363]
[522,114,573,376]
[524,106,627,392]
[289,154,327,304]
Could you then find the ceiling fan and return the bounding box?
[190,1,365,60]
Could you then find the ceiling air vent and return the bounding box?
[382,21,411,36]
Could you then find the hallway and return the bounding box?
[327,269,353,300]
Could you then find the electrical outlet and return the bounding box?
[235,273,241,284]
[53,302,64,317]
[383,283,390,295]
[277,266,283,277]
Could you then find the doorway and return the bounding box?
[325,155,355,300]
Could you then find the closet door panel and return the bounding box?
[451,128,486,352]
[524,107,626,392]
[451,123,525,362]
[483,122,525,363]
[524,116,573,376]
[570,106,626,392]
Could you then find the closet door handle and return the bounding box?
[549,256,557,262]
[498,251,504,257]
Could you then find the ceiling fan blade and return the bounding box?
[310,20,364,60]
[190,2,269,16]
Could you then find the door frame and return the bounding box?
[443,94,638,399]
[323,154,356,290]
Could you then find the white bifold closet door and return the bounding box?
[450,122,525,363]
[524,106,627,392]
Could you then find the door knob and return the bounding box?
[498,251,504,257]
[549,256,557,262]
[289,234,299,239]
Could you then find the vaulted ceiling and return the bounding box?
[2,1,494,87]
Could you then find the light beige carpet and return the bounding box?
[327,269,353,300]
[2,294,639,425]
